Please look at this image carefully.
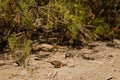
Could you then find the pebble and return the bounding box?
[19,70,28,76]
[81,53,95,60]
[40,44,54,51]
[32,43,54,51]
[66,63,75,68]
[113,39,120,45]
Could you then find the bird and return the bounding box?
[48,60,65,68]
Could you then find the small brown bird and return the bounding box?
[48,60,65,68]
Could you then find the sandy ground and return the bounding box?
[0,41,120,80]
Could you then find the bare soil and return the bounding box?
[0,41,120,80]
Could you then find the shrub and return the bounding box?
[8,33,31,66]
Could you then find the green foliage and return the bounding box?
[15,39,31,66]
[94,23,110,39]
[8,33,31,66]
[0,0,37,33]
[39,0,85,39]
[0,0,120,51]
[65,3,85,39]
[83,0,120,40]
[0,0,36,51]
[21,39,31,57]
[8,33,18,55]
[88,18,110,39]
[17,1,35,29]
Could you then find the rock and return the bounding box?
[64,52,73,59]
[66,63,75,68]
[81,53,95,60]
[81,51,104,60]
[87,44,99,49]
[106,42,116,47]
[31,42,41,51]
[19,70,28,76]
[32,43,54,51]
[115,45,120,48]
[106,77,116,80]
[35,53,49,60]
[113,39,120,45]
[40,44,54,51]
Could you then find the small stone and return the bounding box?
[40,44,54,51]
[35,53,49,60]
[81,53,95,60]
[106,42,116,47]
[32,43,41,51]
[113,39,120,45]
[19,70,28,76]
[64,52,73,59]
[12,62,18,66]
[115,45,120,48]
[67,63,75,68]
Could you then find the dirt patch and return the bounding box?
[0,42,120,80]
